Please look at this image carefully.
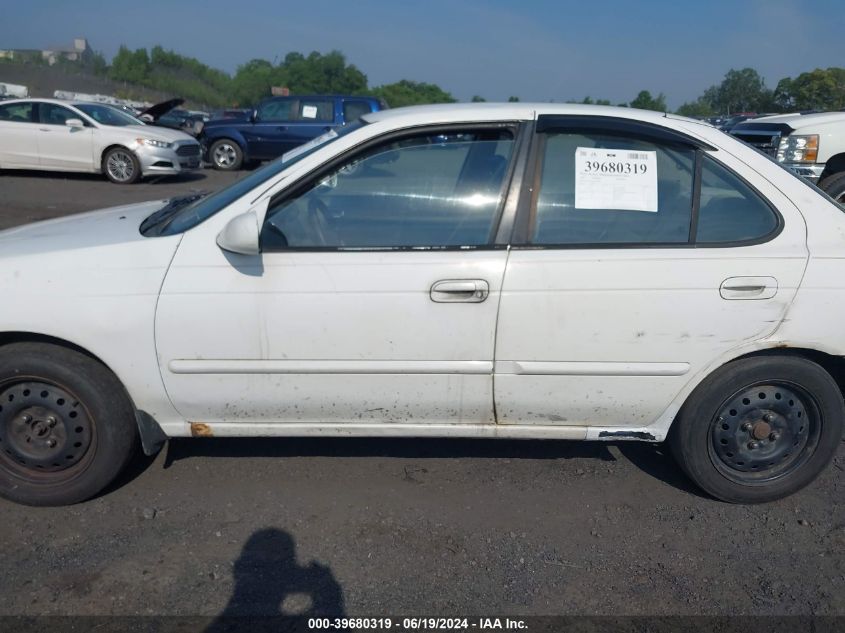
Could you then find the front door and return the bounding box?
[494,116,808,430]
[155,125,521,429]
[35,102,93,170]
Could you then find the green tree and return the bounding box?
[110,46,150,84]
[507,95,520,102]
[629,90,667,111]
[676,99,714,118]
[715,68,771,113]
[231,58,276,105]
[783,68,845,111]
[471,95,486,102]
[370,80,455,107]
[278,50,367,95]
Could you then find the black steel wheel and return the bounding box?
[0,381,95,477]
[670,356,843,503]
[708,382,820,483]
[0,343,138,506]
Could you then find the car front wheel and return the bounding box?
[819,172,845,204]
[0,343,138,506]
[103,146,141,184]
[209,139,243,171]
[669,356,843,503]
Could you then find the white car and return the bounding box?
[0,98,201,183]
[0,103,843,506]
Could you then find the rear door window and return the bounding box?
[696,155,779,243]
[296,99,334,122]
[531,132,695,245]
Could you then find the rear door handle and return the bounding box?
[720,276,778,300]
[276,126,288,131]
[430,279,489,303]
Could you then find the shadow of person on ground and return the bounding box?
[205,528,345,632]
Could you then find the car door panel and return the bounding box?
[493,123,808,428]
[0,101,40,167]
[36,103,94,170]
[155,126,520,426]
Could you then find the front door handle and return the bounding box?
[276,126,288,131]
[430,279,489,303]
[720,276,778,300]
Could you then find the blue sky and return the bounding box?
[1,0,842,107]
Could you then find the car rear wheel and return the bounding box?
[210,139,243,171]
[103,147,141,184]
[819,172,845,204]
[0,343,138,506]
[669,356,843,503]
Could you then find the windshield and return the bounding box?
[142,120,366,237]
[75,103,143,127]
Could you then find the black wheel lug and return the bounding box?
[46,438,57,448]
[748,441,760,450]
[763,413,774,423]
[769,431,780,441]
[22,415,32,424]
[47,417,57,428]
[741,422,752,432]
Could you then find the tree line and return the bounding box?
[26,43,845,114]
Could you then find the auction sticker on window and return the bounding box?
[574,147,658,212]
[302,105,318,119]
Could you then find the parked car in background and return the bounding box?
[1,103,843,506]
[137,98,207,137]
[731,111,845,202]
[200,95,387,170]
[0,98,201,183]
[718,113,759,132]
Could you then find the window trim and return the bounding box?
[693,152,784,248]
[260,121,525,253]
[512,121,783,250]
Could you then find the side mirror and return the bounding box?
[65,118,84,128]
[217,210,260,255]
[250,109,258,122]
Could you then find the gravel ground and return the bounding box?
[0,167,842,618]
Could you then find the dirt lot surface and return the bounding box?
[0,167,842,618]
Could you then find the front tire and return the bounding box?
[669,356,843,503]
[209,139,243,171]
[819,172,845,204]
[0,343,138,506]
[103,147,141,184]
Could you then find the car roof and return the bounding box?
[362,102,673,126]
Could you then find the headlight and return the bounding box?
[137,138,172,149]
[777,135,819,163]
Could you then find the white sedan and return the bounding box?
[0,103,842,505]
[0,98,201,183]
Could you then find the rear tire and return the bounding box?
[669,356,843,503]
[819,172,845,204]
[0,343,138,506]
[103,147,141,184]
[210,139,243,171]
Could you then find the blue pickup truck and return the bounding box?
[200,95,387,170]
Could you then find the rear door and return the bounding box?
[35,102,94,170]
[283,98,337,148]
[494,116,808,431]
[0,101,41,168]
